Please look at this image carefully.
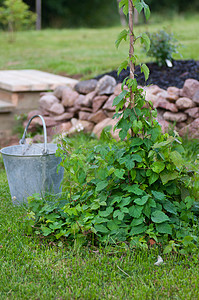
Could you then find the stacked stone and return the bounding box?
[145,78,199,138]
[26,77,199,140]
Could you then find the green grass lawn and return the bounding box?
[0,167,199,299]
[1,13,199,299]
[0,13,198,79]
[0,140,199,299]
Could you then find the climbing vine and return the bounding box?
[26,0,198,252]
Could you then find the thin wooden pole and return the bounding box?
[36,0,42,30]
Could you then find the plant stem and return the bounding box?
[128,0,135,107]
[128,0,135,81]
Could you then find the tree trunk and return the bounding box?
[117,0,127,26]
[36,0,42,30]
[133,8,139,25]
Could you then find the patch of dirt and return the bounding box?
[95,60,199,90]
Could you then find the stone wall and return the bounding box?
[26,76,199,140]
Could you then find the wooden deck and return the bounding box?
[0,70,78,92]
[0,70,79,143]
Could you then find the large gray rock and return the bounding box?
[82,91,96,107]
[163,112,187,122]
[75,94,86,106]
[185,107,199,119]
[179,118,199,139]
[78,111,92,120]
[53,86,69,99]
[181,79,199,99]
[167,86,181,97]
[175,97,195,110]
[47,122,72,136]
[39,94,59,111]
[193,90,199,104]
[92,117,119,139]
[88,110,107,124]
[75,79,98,94]
[92,95,108,112]
[154,98,178,112]
[96,75,116,95]
[62,88,79,107]
[47,102,65,115]
[53,112,74,121]
[103,94,116,111]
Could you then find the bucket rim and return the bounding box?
[0,143,58,157]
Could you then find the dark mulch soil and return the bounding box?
[95,60,199,90]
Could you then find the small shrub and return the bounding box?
[144,30,180,66]
[0,0,36,41]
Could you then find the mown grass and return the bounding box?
[0,13,198,79]
[1,13,199,298]
[0,137,199,299]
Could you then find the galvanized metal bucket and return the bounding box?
[0,115,64,205]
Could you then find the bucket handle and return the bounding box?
[19,115,48,154]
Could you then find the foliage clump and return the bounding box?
[0,0,36,40]
[26,0,198,252]
[144,30,180,66]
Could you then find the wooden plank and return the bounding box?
[0,99,15,113]
[0,70,78,92]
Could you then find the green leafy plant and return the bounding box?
[26,0,198,252]
[143,29,180,66]
[0,0,36,41]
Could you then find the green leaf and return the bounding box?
[140,63,150,81]
[99,207,114,217]
[94,224,109,234]
[131,137,144,147]
[148,198,156,208]
[107,220,119,231]
[156,222,172,234]
[129,224,147,235]
[151,211,170,224]
[118,60,128,75]
[152,190,165,201]
[143,203,151,218]
[113,210,125,221]
[41,226,52,236]
[96,181,108,192]
[151,161,165,173]
[130,169,136,181]
[133,0,143,13]
[131,154,142,162]
[128,78,137,92]
[134,195,149,206]
[94,216,109,224]
[169,151,183,169]
[120,196,131,207]
[184,196,194,210]
[124,184,143,195]
[114,168,125,179]
[129,205,143,218]
[160,170,178,185]
[163,200,177,215]
[131,216,144,226]
[149,172,159,185]
[119,154,135,170]
[140,33,150,52]
[115,29,128,48]
[113,90,128,106]
[142,0,150,20]
[119,0,128,15]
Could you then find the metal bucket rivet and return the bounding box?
[0,115,64,205]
